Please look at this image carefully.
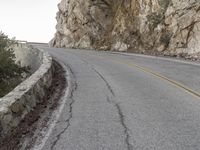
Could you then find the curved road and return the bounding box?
[37,46,200,150]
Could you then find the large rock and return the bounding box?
[51,0,200,56]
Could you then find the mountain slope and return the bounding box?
[51,0,200,57]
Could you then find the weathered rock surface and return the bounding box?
[51,0,200,57]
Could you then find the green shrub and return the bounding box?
[147,12,164,31]
[160,32,172,48]
[158,0,171,11]
[0,32,28,97]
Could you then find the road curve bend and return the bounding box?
[35,46,200,150]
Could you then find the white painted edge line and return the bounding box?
[31,61,74,150]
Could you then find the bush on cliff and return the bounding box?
[0,32,28,97]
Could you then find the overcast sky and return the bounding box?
[0,0,60,42]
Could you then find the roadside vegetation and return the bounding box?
[0,32,28,97]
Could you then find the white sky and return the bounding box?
[0,0,60,42]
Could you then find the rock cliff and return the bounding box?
[51,0,200,57]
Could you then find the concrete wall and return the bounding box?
[0,45,53,138]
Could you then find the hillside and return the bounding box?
[51,0,200,58]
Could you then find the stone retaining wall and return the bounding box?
[0,45,53,138]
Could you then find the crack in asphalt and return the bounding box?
[50,64,77,150]
[81,59,115,97]
[92,68,115,97]
[82,58,133,150]
[106,97,133,150]
[52,59,132,150]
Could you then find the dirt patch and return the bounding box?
[0,60,67,150]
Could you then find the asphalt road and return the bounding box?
[35,46,200,150]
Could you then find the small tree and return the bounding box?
[0,32,27,97]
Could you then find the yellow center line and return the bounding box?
[67,50,200,99]
[84,52,200,99]
[112,59,200,99]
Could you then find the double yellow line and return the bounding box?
[94,53,200,99]
[69,49,200,99]
[112,59,200,99]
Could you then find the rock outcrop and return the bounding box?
[51,0,200,57]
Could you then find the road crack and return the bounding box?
[81,59,115,97]
[50,64,77,150]
[80,59,132,150]
[93,68,115,97]
[106,97,133,150]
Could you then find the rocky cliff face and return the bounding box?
[51,0,200,57]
